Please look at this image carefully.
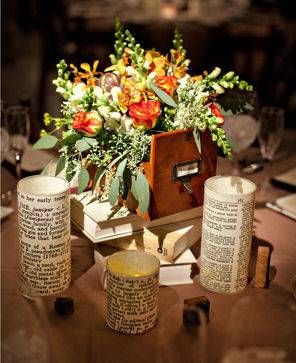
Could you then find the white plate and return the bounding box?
[5,144,53,172]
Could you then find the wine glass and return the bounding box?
[4,105,30,179]
[222,91,259,175]
[257,107,284,195]
[1,127,10,163]
[223,114,259,175]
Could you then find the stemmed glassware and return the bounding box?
[257,106,284,195]
[1,127,10,163]
[222,92,259,175]
[4,105,30,180]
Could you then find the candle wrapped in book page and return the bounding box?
[200,176,256,293]
[17,175,71,297]
[106,250,159,334]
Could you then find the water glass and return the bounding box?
[257,107,284,196]
[5,105,30,179]
[258,107,284,161]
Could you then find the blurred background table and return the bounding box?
[1,130,296,362]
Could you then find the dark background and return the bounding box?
[2,0,295,140]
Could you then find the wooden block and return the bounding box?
[254,246,270,288]
[183,296,210,328]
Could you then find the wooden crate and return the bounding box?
[141,129,217,220]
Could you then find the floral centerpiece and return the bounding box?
[34,20,253,213]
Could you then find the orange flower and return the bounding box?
[78,61,100,87]
[155,75,178,96]
[145,50,168,76]
[170,49,188,79]
[118,91,130,113]
[72,110,103,136]
[129,100,161,129]
[121,77,146,104]
[192,75,203,82]
[210,103,224,125]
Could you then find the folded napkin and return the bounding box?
[272,166,296,190]
[266,194,296,220]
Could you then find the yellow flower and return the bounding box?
[70,64,81,84]
[122,77,147,104]
[40,129,48,137]
[192,75,203,82]
[170,49,188,79]
[118,91,130,113]
[145,51,168,76]
[105,59,127,76]
[78,60,100,87]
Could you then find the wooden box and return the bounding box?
[141,129,217,220]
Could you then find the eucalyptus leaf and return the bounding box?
[83,137,98,146]
[60,132,81,146]
[75,139,90,152]
[96,151,128,190]
[131,175,138,200]
[193,127,201,154]
[33,135,58,150]
[116,158,127,178]
[55,156,66,176]
[92,167,102,193]
[78,169,89,194]
[134,171,150,213]
[109,176,120,206]
[150,83,177,108]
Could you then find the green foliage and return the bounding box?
[33,135,58,150]
[110,18,127,64]
[172,28,186,55]
[75,139,91,152]
[52,60,72,99]
[125,30,145,73]
[150,83,177,107]
[132,171,150,213]
[217,91,254,115]
[78,168,90,194]
[109,176,120,206]
[116,158,127,177]
[55,156,66,176]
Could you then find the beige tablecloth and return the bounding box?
[1,148,296,363]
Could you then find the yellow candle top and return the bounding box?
[107,251,159,278]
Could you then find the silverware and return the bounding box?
[242,151,287,174]
[242,162,264,174]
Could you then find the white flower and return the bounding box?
[69,83,86,102]
[93,86,104,99]
[103,112,121,131]
[110,112,121,121]
[178,74,190,88]
[98,105,111,119]
[56,87,65,94]
[119,115,133,134]
[143,60,150,70]
[110,87,122,102]
[126,66,137,76]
